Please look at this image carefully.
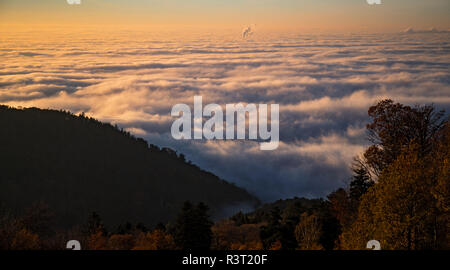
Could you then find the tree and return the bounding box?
[115,222,133,235]
[338,100,448,250]
[341,142,448,250]
[133,230,177,250]
[349,162,374,204]
[327,188,352,230]
[348,160,375,228]
[87,230,108,250]
[85,212,106,236]
[11,229,40,250]
[260,207,282,249]
[211,220,262,250]
[327,164,373,249]
[364,99,446,178]
[295,213,323,250]
[108,234,135,250]
[429,122,450,249]
[231,211,250,226]
[337,100,448,250]
[0,208,20,250]
[173,201,213,250]
[20,202,54,238]
[280,203,301,250]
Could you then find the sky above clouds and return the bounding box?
[1,0,449,31]
[1,28,449,201]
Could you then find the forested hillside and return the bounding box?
[0,105,259,228]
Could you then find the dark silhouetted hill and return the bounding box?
[0,105,259,228]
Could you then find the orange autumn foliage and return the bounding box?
[133,230,177,250]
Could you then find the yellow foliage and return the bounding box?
[341,143,448,250]
[295,213,323,250]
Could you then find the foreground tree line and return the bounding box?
[0,99,448,250]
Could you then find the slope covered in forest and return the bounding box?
[0,105,259,228]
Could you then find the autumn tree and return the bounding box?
[429,122,450,249]
[338,100,448,250]
[363,99,446,178]
[85,212,108,250]
[87,230,108,250]
[327,167,373,249]
[341,142,448,250]
[327,188,352,230]
[108,234,135,250]
[133,229,177,250]
[295,212,323,250]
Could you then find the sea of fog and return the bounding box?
[1,29,449,201]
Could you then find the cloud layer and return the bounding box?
[1,29,449,201]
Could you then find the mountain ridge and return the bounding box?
[0,105,259,228]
